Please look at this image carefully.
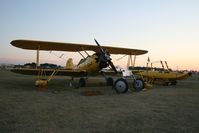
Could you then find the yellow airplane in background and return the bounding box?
[130,60,192,86]
[11,39,148,93]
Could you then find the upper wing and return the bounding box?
[11,40,148,55]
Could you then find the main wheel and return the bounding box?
[106,77,114,86]
[113,78,128,94]
[133,79,144,92]
[79,78,86,87]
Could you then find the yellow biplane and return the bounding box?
[130,60,191,86]
[10,39,148,93]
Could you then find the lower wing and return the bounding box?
[11,68,122,77]
[11,68,87,77]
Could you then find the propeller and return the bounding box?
[94,39,117,73]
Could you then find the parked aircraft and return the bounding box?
[11,39,148,93]
[130,60,191,85]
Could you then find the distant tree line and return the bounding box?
[14,62,62,69]
[129,66,172,71]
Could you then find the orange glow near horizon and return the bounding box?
[1,51,198,71]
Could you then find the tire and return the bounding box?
[106,77,114,86]
[113,78,128,94]
[133,79,145,92]
[79,78,86,87]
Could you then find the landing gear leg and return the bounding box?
[106,77,114,86]
[67,77,74,88]
[79,77,86,87]
[100,71,114,86]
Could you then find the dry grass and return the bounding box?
[0,70,199,133]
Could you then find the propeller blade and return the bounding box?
[94,39,105,53]
[94,38,100,46]
[108,60,117,73]
[94,39,117,73]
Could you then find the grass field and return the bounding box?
[0,70,199,133]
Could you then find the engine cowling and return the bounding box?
[95,52,109,69]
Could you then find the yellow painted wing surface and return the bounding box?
[11,68,122,77]
[11,40,148,55]
[11,69,87,77]
[135,71,191,80]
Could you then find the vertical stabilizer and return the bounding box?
[65,58,74,70]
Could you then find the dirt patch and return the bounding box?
[81,90,103,96]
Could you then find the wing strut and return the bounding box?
[81,47,90,57]
[77,51,85,59]
[133,55,136,67]
[127,55,135,68]
[36,46,40,69]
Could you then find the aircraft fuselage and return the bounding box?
[76,54,100,73]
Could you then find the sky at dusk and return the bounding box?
[0,0,199,71]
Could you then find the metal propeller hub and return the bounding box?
[94,39,117,73]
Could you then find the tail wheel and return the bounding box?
[133,79,144,92]
[79,78,86,87]
[113,78,128,94]
[106,77,114,86]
